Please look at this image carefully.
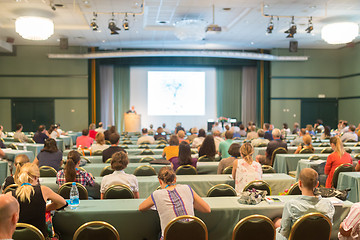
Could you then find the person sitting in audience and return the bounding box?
[0,194,19,239]
[88,123,97,139]
[198,135,216,160]
[33,125,49,144]
[187,127,198,142]
[213,130,224,152]
[274,168,334,240]
[13,123,28,142]
[76,129,94,148]
[10,163,66,237]
[95,122,105,133]
[341,121,349,133]
[56,151,95,187]
[221,124,231,138]
[177,130,188,144]
[217,143,240,174]
[292,122,300,134]
[154,127,167,141]
[259,128,287,166]
[0,148,4,158]
[263,123,273,141]
[219,130,234,159]
[325,136,353,188]
[148,124,155,135]
[232,143,262,194]
[91,132,109,152]
[171,142,197,171]
[314,119,325,133]
[251,129,269,147]
[162,135,179,161]
[0,124,7,138]
[2,154,29,190]
[320,126,331,140]
[102,133,126,163]
[174,122,185,134]
[33,138,63,171]
[56,123,67,136]
[339,201,360,239]
[341,124,358,142]
[294,134,314,154]
[282,123,291,135]
[100,151,139,199]
[139,167,211,239]
[137,128,155,145]
[238,124,247,137]
[212,122,223,133]
[246,125,258,140]
[162,123,171,135]
[290,128,306,146]
[306,124,315,136]
[104,125,116,141]
[0,137,5,149]
[191,129,206,148]
[48,124,60,139]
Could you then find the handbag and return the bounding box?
[314,187,350,201]
[238,188,267,205]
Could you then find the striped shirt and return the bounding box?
[339,202,360,240]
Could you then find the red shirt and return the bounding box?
[324,151,352,188]
[89,130,97,139]
[76,135,94,148]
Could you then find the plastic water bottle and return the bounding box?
[69,182,80,210]
[23,141,27,151]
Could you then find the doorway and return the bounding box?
[301,98,338,129]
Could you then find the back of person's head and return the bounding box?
[48,124,56,134]
[38,125,46,132]
[199,135,216,157]
[240,143,254,164]
[65,150,81,182]
[272,128,281,138]
[156,127,163,134]
[283,123,288,129]
[250,125,256,132]
[142,128,148,134]
[158,166,176,185]
[109,126,116,133]
[191,127,198,134]
[111,152,129,171]
[97,122,103,128]
[330,136,345,157]
[198,129,206,138]
[225,125,230,131]
[16,123,23,131]
[299,168,318,190]
[239,124,245,130]
[343,121,348,127]
[15,163,39,202]
[42,138,58,153]
[294,122,299,128]
[248,121,254,127]
[109,133,120,145]
[169,135,179,146]
[213,130,221,137]
[176,123,181,127]
[162,123,166,128]
[349,125,356,132]
[300,128,306,136]
[89,123,96,130]
[228,143,241,158]
[306,124,313,131]
[82,129,89,136]
[149,124,153,129]
[13,154,30,182]
[324,126,331,136]
[303,134,312,145]
[225,130,234,140]
[0,194,19,232]
[317,119,323,125]
[263,123,270,130]
[95,132,105,145]
[257,129,265,137]
[177,130,186,139]
[178,141,192,165]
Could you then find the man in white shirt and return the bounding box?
[212,122,223,133]
[162,123,171,135]
[341,125,358,142]
[0,194,19,239]
[213,130,224,152]
[95,122,106,133]
[137,128,155,145]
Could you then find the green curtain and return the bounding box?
[216,67,242,121]
[113,66,130,132]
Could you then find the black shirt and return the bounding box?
[33,132,49,144]
[265,139,288,164]
[102,146,126,163]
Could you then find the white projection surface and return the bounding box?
[147,71,205,116]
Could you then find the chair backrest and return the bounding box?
[299,148,314,154]
[100,166,115,177]
[105,158,112,163]
[270,147,287,166]
[319,143,329,147]
[123,140,133,145]
[308,155,320,160]
[354,153,360,160]
[198,155,215,162]
[262,165,276,174]
[354,142,360,147]
[3,184,19,194]
[321,147,333,154]
[164,215,208,240]
[222,166,233,174]
[206,184,237,197]
[232,214,275,240]
[105,140,111,145]
[103,184,134,199]
[81,157,91,163]
[92,150,103,156]
[344,147,352,153]
[288,212,332,240]
[287,182,302,195]
[133,165,157,176]
[140,156,156,163]
[158,140,168,144]
[156,144,167,149]
[332,163,354,188]
[175,165,198,175]
[257,143,268,147]
[345,139,357,143]
[13,138,22,143]
[73,221,120,240]
[58,182,88,200]
[139,149,155,155]
[8,143,18,150]
[39,166,58,177]
[13,223,45,240]
[243,180,271,195]
[139,144,150,149]
[27,138,36,144]
[119,144,129,149]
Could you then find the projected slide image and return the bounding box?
[148,71,205,116]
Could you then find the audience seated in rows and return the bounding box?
[263,123,273,141]
[238,124,247,137]
[33,138,63,171]
[48,124,60,139]
[258,128,287,166]
[187,127,198,142]
[294,134,314,154]
[91,132,109,152]
[154,127,167,141]
[218,130,234,159]
[314,119,325,133]
[162,123,171,135]
[95,122,105,133]
[33,125,50,144]
[341,124,358,142]
[282,123,291,135]
[162,135,179,161]
[102,133,126,163]
[3,154,29,191]
[290,128,306,146]
[320,126,331,140]
[212,122,223,133]
[246,125,258,140]
[76,129,94,148]
[13,123,29,142]
[148,124,155,135]
[198,135,216,160]
[139,166,211,239]
[174,122,185,134]
[213,130,224,152]
[217,143,240,174]
[170,142,197,171]
[251,129,269,147]
[0,194,19,239]
[292,122,300,134]
[306,124,315,136]
[100,152,139,199]
[104,125,117,141]
[177,130,188,144]
[137,128,155,145]
[191,129,206,147]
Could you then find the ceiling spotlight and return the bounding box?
[108,13,120,35]
[305,16,313,33]
[123,13,129,30]
[267,16,274,34]
[90,12,98,31]
[285,16,296,38]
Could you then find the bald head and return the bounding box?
[0,195,19,238]
[213,130,221,137]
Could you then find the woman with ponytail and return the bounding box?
[6,163,66,237]
[2,154,29,190]
[325,136,353,188]
[232,143,262,194]
[56,150,95,187]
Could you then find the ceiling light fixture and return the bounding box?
[108,13,120,35]
[90,12,98,31]
[15,16,54,40]
[305,16,313,33]
[123,13,129,30]
[322,22,359,44]
[284,16,296,38]
[267,16,274,34]
[206,4,221,33]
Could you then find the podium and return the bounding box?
[124,113,141,132]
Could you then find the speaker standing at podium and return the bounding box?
[124,106,141,133]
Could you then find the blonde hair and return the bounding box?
[15,163,40,203]
[177,130,185,139]
[95,132,105,145]
[330,136,345,157]
[13,154,30,182]
[240,143,254,164]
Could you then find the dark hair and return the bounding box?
[82,129,89,136]
[199,135,216,158]
[257,129,265,137]
[142,128,148,134]
[317,119,323,125]
[16,123,23,131]
[111,152,128,171]
[225,130,233,139]
[41,138,58,153]
[169,135,179,146]
[324,126,331,137]
[109,133,120,144]
[283,123,288,129]
[264,123,270,130]
[228,143,241,157]
[109,126,116,133]
[350,125,356,132]
[158,166,176,184]
[65,151,81,182]
[343,121,348,127]
[198,129,206,138]
[239,124,245,130]
[178,142,192,166]
[38,125,46,132]
[48,124,56,134]
[97,122,103,128]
